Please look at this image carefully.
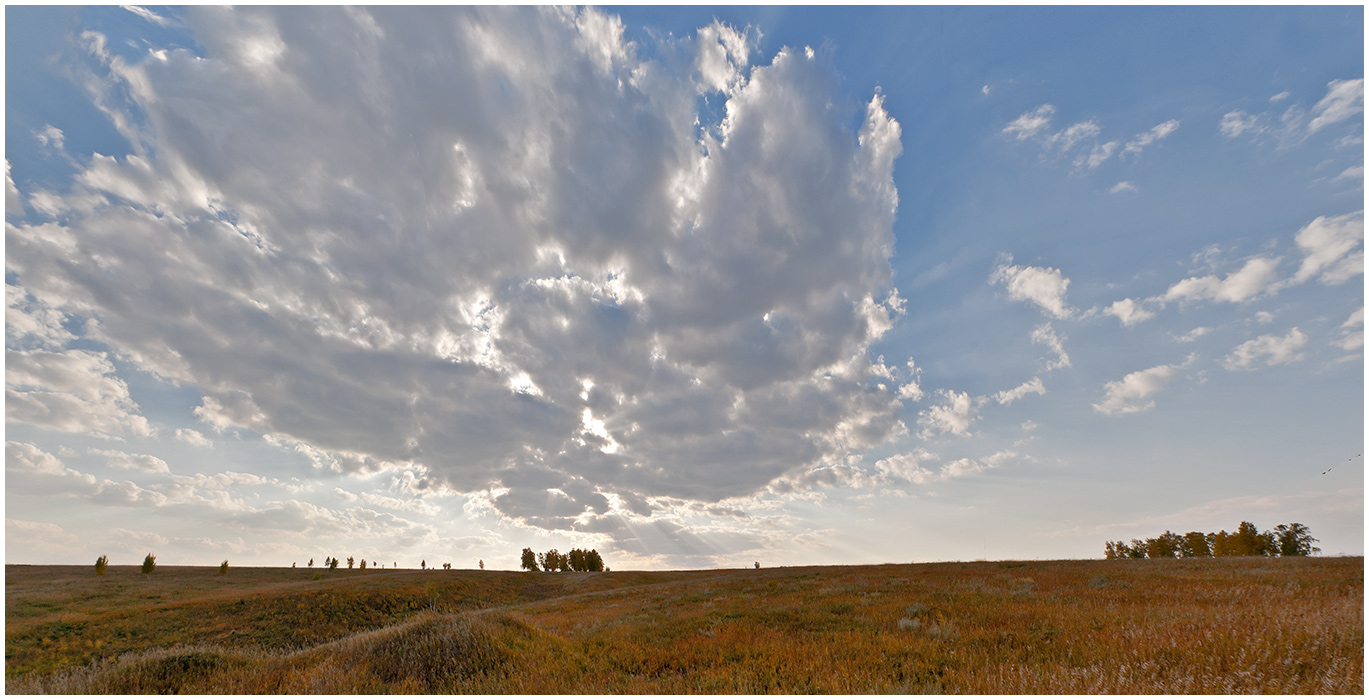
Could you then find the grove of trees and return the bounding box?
[1105,521,1319,559]
[520,546,605,572]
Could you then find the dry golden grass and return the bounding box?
[7,557,1362,693]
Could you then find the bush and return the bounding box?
[328,557,339,571]
[219,560,229,575]
[95,555,109,576]
[141,553,156,575]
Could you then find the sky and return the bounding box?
[4,6,1363,570]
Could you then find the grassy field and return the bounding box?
[6,557,1362,693]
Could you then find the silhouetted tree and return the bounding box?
[1211,530,1235,557]
[359,558,367,573]
[347,556,354,569]
[586,549,605,572]
[308,558,314,567]
[141,553,157,575]
[1275,523,1320,556]
[420,559,426,570]
[479,559,485,571]
[95,555,109,576]
[1107,521,1317,559]
[521,547,539,572]
[219,560,229,575]
[328,556,339,571]
[1105,542,1130,558]
[1180,531,1212,558]
[1126,539,1147,559]
[1233,521,1272,556]
[540,549,564,573]
[1145,531,1182,558]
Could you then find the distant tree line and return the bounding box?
[92,554,500,574]
[1105,521,1319,559]
[520,547,605,572]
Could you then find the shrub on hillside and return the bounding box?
[95,555,108,576]
[141,553,156,575]
[219,560,229,575]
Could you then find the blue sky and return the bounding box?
[5,6,1363,569]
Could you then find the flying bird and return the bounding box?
[1323,453,1361,475]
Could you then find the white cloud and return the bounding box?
[1270,91,1291,103]
[1104,297,1154,326]
[991,256,1073,319]
[1222,78,1363,145]
[121,5,173,28]
[6,161,24,216]
[896,357,924,401]
[875,448,1017,484]
[1109,181,1137,194]
[1222,328,1308,370]
[1080,141,1120,169]
[6,348,154,438]
[994,376,1046,405]
[1330,165,1363,185]
[90,448,172,474]
[1092,357,1192,416]
[1157,256,1282,305]
[6,441,100,497]
[1307,78,1364,134]
[1031,322,1071,371]
[1219,110,1263,138]
[1046,120,1101,152]
[174,428,213,448]
[35,124,66,152]
[1173,326,1210,343]
[6,519,81,549]
[1332,308,1364,352]
[7,283,75,349]
[940,450,1017,480]
[1005,105,1176,169]
[1290,211,1363,285]
[1122,119,1179,157]
[1003,104,1056,141]
[5,7,908,540]
[918,389,982,438]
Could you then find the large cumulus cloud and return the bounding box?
[6,7,908,536]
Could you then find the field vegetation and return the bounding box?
[6,557,1362,693]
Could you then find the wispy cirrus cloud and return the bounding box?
[1220,78,1363,145]
[1001,104,1178,170]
